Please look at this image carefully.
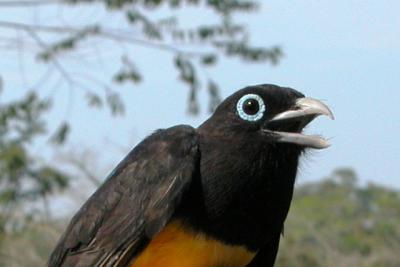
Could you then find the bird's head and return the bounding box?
[196,84,334,245]
[199,84,334,150]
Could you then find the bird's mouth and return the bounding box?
[262,98,334,149]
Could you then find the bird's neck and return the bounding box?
[178,134,301,250]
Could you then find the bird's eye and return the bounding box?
[236,94,266,121]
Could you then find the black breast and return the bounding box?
[176,135,301,251]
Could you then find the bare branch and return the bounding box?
[59,151,102,187]
[25,29,75,89]
[67,157,102,187]
[0,20,209,57]
[0,0,62,7]
[0,20,78,34]
[99,30,207,57]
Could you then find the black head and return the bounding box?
[194,84,333,249]
[200,84,333,149]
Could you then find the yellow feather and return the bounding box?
[131,221,255,267]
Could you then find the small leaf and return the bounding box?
[113,56,142,84]
[37,25,101,62]
[197,26,216,40]
[30,166,70,196]
[126,9,162,40]
[86,92,103,108]
[168,0,181,7]
[201,54,217,66]
[50,122,70,145]
[207,80,221,113]
[188,86,199,115]
[126,10,142,23]
[106,91,125,116]
[174,54,197,86]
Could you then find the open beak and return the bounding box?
[263,98,334,149]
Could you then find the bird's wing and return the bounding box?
[47,125,199,267]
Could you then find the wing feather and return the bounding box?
[47,125,199,267]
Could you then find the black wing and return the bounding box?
[47,125,199,267]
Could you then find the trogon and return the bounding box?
[47,84,334,267]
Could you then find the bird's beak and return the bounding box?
[263,98,334,149]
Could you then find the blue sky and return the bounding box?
[1,1,400,191]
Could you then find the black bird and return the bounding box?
[47,84,333,267]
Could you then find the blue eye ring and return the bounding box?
[236,94,266,121]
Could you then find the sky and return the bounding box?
[1,0,400,194]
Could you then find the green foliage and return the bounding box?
[0,92,70,232]
[0,221,65,267]
[37,25,100,62]
[50,122,70,145]
[174,54,200,113]
[0,168,398,266]
[277,168,400,267]
[207,80,221,112]
[1,0,283,238]
[126,9,162,39]
[85,92,103,108]
[113,56,143,85]
[0,92,49,144]
[106,90,126,116]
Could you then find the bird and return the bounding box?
[47,84,334,267]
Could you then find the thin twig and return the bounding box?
[25,29,78,118]
[0,0,62,7]
[25,29,75,88]
[0,20,77,34]
[100,30,206,57]
[66,156,102,187]
[0,20,208,57]
[16,30,28,89]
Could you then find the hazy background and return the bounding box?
[0,1,399,266]
[2,1,400,188]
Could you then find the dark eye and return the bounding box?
[236,94,266,121]
[242,99,260,115]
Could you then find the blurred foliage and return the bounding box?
[0,167,398,266]
[0,0,282,119]
[276,168,400,267]
[0,92,69,234]
[0,0,285,254]
[0,221,64,267]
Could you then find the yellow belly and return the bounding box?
[131,220,255,267]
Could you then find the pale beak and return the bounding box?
[263,98,334,149]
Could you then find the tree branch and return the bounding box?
[64,156,102,187]
[25,29,75,89]
[0,0,62,7]
[0,20,208,57]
